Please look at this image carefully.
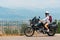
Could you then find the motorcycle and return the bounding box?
[24,16,58,37]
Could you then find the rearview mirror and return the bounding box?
[39,16,40,18]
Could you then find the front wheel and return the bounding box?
[24,27,34,37]
[47,29,56,36]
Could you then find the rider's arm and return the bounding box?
[39,16,49,23]
[42,16,49,21]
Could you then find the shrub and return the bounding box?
[20,24,28,35]
[4,27,12,34]
[57,22,60,33]
[12,29,19,34]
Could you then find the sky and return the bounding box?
[0,0,60,9]
[0,0,60,20]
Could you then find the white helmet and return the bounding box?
[45,11,49,13]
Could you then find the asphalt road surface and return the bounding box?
[0,34,60,40]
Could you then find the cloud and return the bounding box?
[0,0,60,9]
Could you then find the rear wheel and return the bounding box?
[47,29,56,36]
[24,27,34,37]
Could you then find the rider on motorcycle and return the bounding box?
[39,11,52,32]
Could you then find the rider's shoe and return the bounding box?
[47,29,49,32]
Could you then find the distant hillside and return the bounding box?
[0,7,60,21]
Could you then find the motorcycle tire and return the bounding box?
[24,27,34,37]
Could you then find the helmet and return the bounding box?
[45,11,50,16]
[45,11,49,14]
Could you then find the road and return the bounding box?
[0,34,60,40]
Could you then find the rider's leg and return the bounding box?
[45,23,49,32]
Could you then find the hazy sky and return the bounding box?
[0,0,60,9]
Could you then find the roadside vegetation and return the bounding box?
[0,20,60,36]
[57,21,60,33]
[3,23,28,36]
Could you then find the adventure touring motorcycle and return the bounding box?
[24,16,58,37]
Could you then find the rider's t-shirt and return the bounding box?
[42,16,50,24]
